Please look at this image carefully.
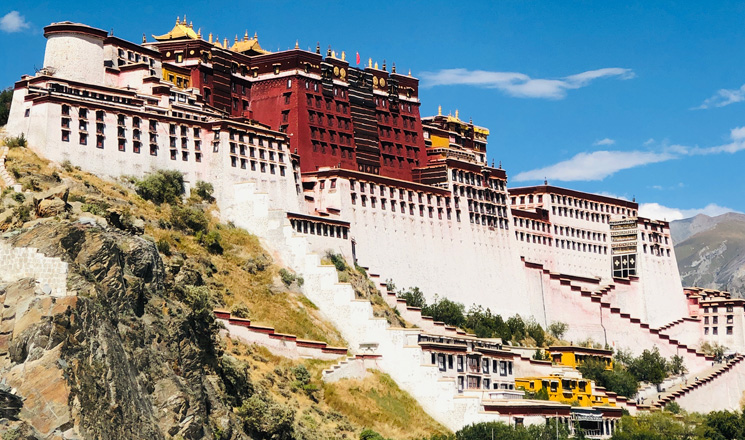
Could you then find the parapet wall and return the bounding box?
[0,242,69,297]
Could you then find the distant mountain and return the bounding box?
[671,213,745,297]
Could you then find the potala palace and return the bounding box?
[5,18,745,437]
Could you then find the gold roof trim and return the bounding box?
[153,17,200,41]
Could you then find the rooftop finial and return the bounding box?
[341,51,346,61]
[392,62,396,73]
[142,33,146,43]
[316,42,320,54]
[408,68,412,76]
[438,105,442,116]
[183,15,186,24]
[469,117,473,124]
[374,61,378,69]
[327,45,332,56]
[244,30,249,41]
[295,40,299,49]
[455,109,459,119]
[254,31,258,40]
[224,37,228,48]
[235,35,238,44]
[197,28,201,38]
[499,161,502,169]
[492,159,495,167]
[382,59,386,71]
[368,58,372,68]
[544,178,548,185]
[189,21,193,28]
[176,16,180,25]
[209,32,213,43]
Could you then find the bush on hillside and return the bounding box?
[135,170,184,205]
[170,205,209,235]
[5,133,26,149]
[192,180,215,202]
[397,286,426,308]
[198,229,223,254]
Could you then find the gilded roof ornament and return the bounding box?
[153,18,200,41]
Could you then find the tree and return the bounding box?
[612,412,702,440]
[422,295,465,328]
[669,355,687,375]
[0,87,12,126]
[628,347,668,385]
[135,170,185,205]
[456,421,569,440]
[192,180,214,202]
[398,286,426,308]
[578,357,639,398]
[506,315,527,342]
[548,321,569,339]
[701,410,745,440]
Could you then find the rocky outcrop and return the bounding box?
[0,221,252,439]
[672,213,745,296]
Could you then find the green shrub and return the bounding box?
[10,192,24,203]
[296,275,304,287]
[237,394,295,440]
[548,321,569,339]
[245,253,272,274]
[324,250,348,272]
[198,229,223,254]
[5,133,27,149]
[0,87,11,126]
[13,204,30,223]
[231,303,251,318]
[135,170,184,205]
[156,238,171,256]
[192,180,215,202]
[398,286,426,308]
[279,268,296,287]
[171,205,209,234]
[81,200,111,217]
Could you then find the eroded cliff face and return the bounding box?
[1,221,250,439]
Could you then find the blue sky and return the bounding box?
[1,0,744,220]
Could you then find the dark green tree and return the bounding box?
[422,295,465,328]
[628,347,668,385]
[0,87,12,126]
[135,170,185,205]
[398,286,426,308]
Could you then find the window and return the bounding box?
[79,133,88,145]
[96,135,105,149]
[61,130,70,142]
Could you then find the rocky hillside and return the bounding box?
[671,213,745,297]
[0,142,447,439]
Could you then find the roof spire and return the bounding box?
[209,32,213,43]
[392,62,396,73]
[382,59,386,71]
[316,42,320,54]
[189,21,193,28]
[295,40,299,49]
[235,35,238,44]
[176,16,180,25]
[197,28,201,38]
[544,178,548,185]
[183,15,186,24]
[374,61,378,69]
[455,109,459,120]
[327,45,332,56]
[224,37,228,48]
[254,31,258,40]
[408,68,412,77]
[438,105,442,116]
[368,58,372,68]
[142,33,146,43]
[499,161,502,169]
[492,159,495,167]
[341,51,346,61]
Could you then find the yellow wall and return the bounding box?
[163,68,191,89]
[515,377,613,407]
[551,352,613,371]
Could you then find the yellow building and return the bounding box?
[515,375,613,407]
[549,346,613,370]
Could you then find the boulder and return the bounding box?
[36,197,66,217]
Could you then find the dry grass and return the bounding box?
[224,338,449,440]
[3,146,345,346]
[323,370,450,439]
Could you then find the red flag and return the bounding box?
[356,52,360,65]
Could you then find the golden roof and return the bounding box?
[152,16,200,41]
[230,31,269,55]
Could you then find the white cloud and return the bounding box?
[515,126,745,182]
[512,150,673,182]
[638,203,737,221]
[695,84,745,109]
[419,67,635,99]
[593,138,615,146]
[0,11,30,33]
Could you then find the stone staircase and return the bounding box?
[649,355,745,409]
[0,147,17,189]
[523,259,713,375]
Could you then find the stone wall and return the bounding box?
[0,242,69,297]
